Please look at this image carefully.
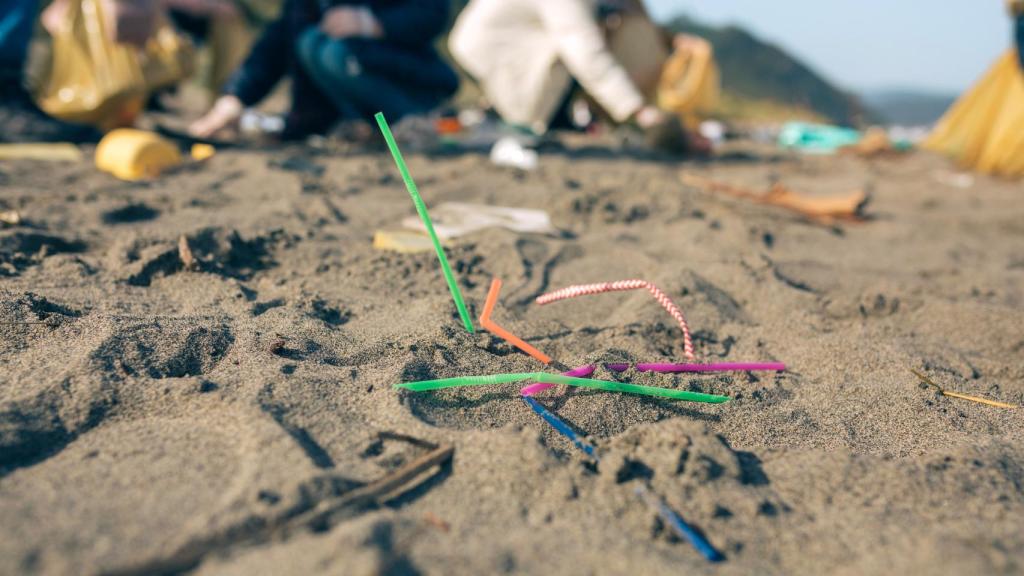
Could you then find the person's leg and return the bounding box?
[0,0,35,75]
[296,29,431,122]
[273,28,338,140]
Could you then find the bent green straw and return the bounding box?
[375,112,474,333]
[394,372,729,403]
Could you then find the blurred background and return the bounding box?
[641,0,1010,126]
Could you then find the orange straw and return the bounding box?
[479,278,552,364]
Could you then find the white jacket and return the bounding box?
[449,0,646,133]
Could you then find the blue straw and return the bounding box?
[521,396,723,562]
[635,486,724,562]
[522,396,597,458]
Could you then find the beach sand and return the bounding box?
[1,136,1022,575]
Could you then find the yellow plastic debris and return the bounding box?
[191,143,216,161]
[923,50,1024,178]
[0,143,83,162]
[35,0,147,130]
[658,38,721,128]
[95,129,182,181]
[373,229,435,254]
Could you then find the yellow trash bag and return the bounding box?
[657,38,720,129]
[140,17,196,92]
[923,50,1024,178]
[607,14,720,129]
[36,0,148,130]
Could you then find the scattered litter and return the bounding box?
[520,393,723,561]
[517,363,784,396]
[628,362,785,373]
[699,120,726,145]
[0,210,21,226]
[520,365,596,397]
[190,143,216,162]
[372,229,435,254]
[680,173,869,224]
[95,128,182,181]
[932,171,975,189]
[376,112,474,333]
[394,371,729,403]
[910,369,1017,409]
[480,278,552,364]
[422,511,451,532]
[239,110,285,138]
[634,485,724,562]
[841,126,910,158]
[178,235,197,271]
[490,136,539,171]
[0,142,83,162]
[778,122,861,154]
[523,396,598,457]
[537,280,696,361]
[402,202,556,240]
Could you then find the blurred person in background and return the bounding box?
[0,0,111,141]
[189,0,458,140]
[448,0,710,155]
[165,0,280,100]
[1011,0,1024,67]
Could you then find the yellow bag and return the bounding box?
[657,39,720,128]
[36,0,148,130]
[924,50,1024,178]
[139,17,196,92]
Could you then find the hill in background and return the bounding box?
[860,89,957,126]
[664,15,873,126]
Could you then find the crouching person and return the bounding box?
[449,0,708,155]
[190,0,458,140]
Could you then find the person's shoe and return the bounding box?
[0,73,100,143]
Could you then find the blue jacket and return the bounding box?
[225,0,458,107]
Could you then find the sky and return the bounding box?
[646,0,1011,95]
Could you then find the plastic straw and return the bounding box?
[395,372,729,403]
[537,373,727,403]
[536,280,695,361]
[479,278,552,364]
[635,362,786,373]
[375,112,474,333]
[635,486,724,562]
[395,372,537,391]
[522,396,597,457]
[520,394,723,562]
[521,365,596,396]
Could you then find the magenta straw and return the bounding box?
[521,365,596,396]
[635,362,786,373]
[604,363,631,373]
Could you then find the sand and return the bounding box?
[1,135,1023,575]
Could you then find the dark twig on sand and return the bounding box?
[102,433,453,576]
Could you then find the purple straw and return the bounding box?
[635,362,786,373]
[604,363,631,373]
[521,365,596,396]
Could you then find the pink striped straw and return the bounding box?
[521,365,596,397]
[536,280,696,361]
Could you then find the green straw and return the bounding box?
[394,372,729,404]
[375,112,474,333]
